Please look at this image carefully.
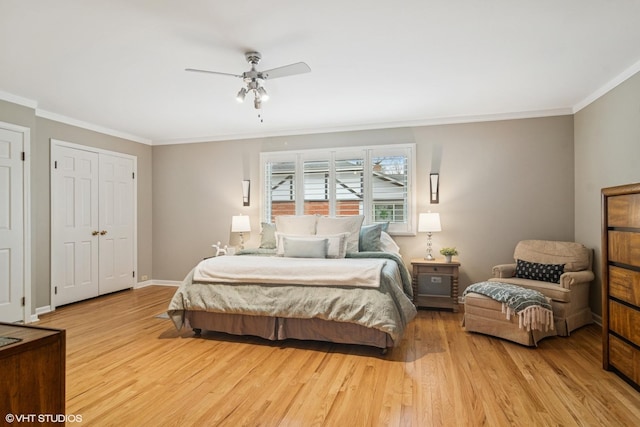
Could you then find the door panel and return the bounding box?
[98,154,134,294]
[0,127,23,322]
[52,146,99,306]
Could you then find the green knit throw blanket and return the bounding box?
[464,281,554,332]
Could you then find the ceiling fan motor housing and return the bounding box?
[245,52,262,65]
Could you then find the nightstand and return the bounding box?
[410,258,460,312]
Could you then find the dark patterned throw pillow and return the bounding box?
[515,259,565,284]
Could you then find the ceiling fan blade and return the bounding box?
[185,68,243,78]
[261,62,311,80]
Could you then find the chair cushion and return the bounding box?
[464,291,504,313]
[513,240,590,272]
[487,277,571,303]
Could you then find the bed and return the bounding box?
[167,216,417,350]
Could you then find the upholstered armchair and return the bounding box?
[489,240,594,336]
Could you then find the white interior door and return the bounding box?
[51,141,136,307]
[0,127,24,322]
[98,153,134,294]
[51,145,100,306]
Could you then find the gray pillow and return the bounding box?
[283,236,328,258]
[259,222,277,249]
[359,223,385,251]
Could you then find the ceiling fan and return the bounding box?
[186,51,311,109]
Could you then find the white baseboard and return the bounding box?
[32,283,179,321]
[134,279,154,288]
[36,305,52,316]
[30,305,54,322]
[135,279,181,289]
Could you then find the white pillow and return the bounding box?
[283,236,327,258]
[275,232,349,258]
[316,216,364,253]
[319,233,349,259]
[275,215,317,235]
[380,231,401,255]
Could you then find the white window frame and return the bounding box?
[260,143,416,235]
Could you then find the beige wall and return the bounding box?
[152,115,575,290]
[0,100,153,312]
[574,70,640,317]
[0,96,580,314]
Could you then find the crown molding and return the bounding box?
[573,58,640,113]
[0,90,38,109]
[151,108,574,145]
[36,109,151,145]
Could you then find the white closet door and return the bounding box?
[51,146,100,306]
[0,127,24,322]
[98,153,134,294]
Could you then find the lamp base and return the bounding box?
[424,232,436,261]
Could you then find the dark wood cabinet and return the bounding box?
[0,323,66,421]
[602,183,640,390]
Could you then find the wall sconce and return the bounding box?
[242,180,250,206]
[430,173,439,204]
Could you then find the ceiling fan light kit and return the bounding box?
[187,51,310,110]
[236,87,247,103]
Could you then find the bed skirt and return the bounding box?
[185,311,393,349]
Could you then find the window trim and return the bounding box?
[260,143,416,235]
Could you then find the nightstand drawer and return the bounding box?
[416,265,456,275]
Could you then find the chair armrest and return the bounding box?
[559,270,594,289]
[492,263,516,278]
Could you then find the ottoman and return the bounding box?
[462,292,557,346]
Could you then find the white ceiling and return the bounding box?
[2,1,640,145]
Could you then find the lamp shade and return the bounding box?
[231,215,251,233]
[418,212,441,232]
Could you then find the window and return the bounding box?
[261,144,416,235]
[265,159,296,217]
[373,203,405,223]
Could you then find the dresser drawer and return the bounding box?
[608,231,640,268]
[609,335,640,386]
[608,193,640,228]
[609,300,640,345]
[610,266,640,306]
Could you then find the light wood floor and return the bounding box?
[35,285,640,426]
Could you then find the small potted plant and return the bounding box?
[439,247,458,263]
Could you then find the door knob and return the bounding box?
[92,231,99,236]
[100,230,107,235]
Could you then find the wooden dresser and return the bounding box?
[602,182,640,390]
[0,323,66,418]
